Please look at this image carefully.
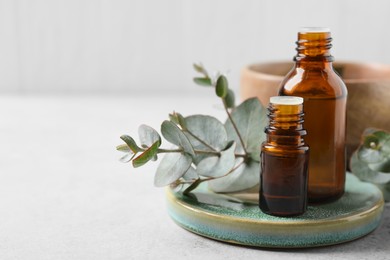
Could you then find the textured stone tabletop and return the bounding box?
[0,94,388,260]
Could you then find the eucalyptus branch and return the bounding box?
[157,148,246,158]
[118,63,266,195]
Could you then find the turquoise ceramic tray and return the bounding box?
[166,173,384,248]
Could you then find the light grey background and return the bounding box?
[1,0,390,94]
[1,1,390,259]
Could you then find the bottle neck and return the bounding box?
[294,31,334,63]
[265,103,306,146]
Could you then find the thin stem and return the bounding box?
[183,178,202,196]
[222,99,248,155]
[157,148,183,153]
[182,160,246,196]
[201,160,245,182]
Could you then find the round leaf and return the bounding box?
[184,115,227,151]
[183,166,198,181]
[225,98,266,156]
[154,153,192,187]
[350,152,390,183]
[161,120,195,156]
[116,144,131,152]
[132,141,159,168]
[208,158,260,193]
[224,89,235,108]
[197,142,236,177]
[194,77,212,87]
[138,124,161,148]
[215,75,228,98]
[120,135,142,152]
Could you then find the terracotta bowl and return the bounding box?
[240,61,390,161]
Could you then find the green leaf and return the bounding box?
[215,75,228,98]
[161,120,195,156]
[350,152,390,183]
[138,124,161,148]
[183,115,228,164]
[119,152,136,163]
[116,144,130,152]
[224,89,235,108]
[351,151,390,202]
[132,141,160,168]
[193,63,208,76]
[208,158,260,193]
[193,77,212,87]
[356,129,390,172]
[376,182,390,202]
[120,135,142,152]
[154,152,192,187]
[169,112,187,130]
[117,143,136,163]
[225,98,266,157]
[183,166,198,181]
[197,142,236,177]
[367,159,390,173]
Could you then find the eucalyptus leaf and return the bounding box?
[120,135,142,153]
[225,98,266,157]
[184,115,227,151]
[215,75,228,98]
[116,144,131,152]
[194,77,212,87]
[357,147,383,164]
[224,89,235,108]
[197,142,236,177]
[132,141,159,168]
[367,159,390,173]
[161,120,195,156]
[154,152,192,187]
[356,130,390,172]
[208,158,260,193]
[138,124,161,148]
[193,63,208,76]
[169,112,187,130]
[183,166,198,181]
[376,182,390,202]
[351,151,390,202]
[119,152,135,163]
[350,152,390,183]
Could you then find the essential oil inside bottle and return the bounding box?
[279,28,347,203]
[260,96,309,217]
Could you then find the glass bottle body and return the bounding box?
[279,29,347,203]
[260,97,309,216]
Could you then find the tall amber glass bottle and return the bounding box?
[260,96,309,216]
[279,28,347,203]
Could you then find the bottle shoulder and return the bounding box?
[279,65,347,98]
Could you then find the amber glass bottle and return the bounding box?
[260,96,309,217]
[279,28,347,203]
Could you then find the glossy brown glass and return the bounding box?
[260,99,309,217]
[278,30,347,203]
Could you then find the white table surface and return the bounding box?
[0,93,389,260]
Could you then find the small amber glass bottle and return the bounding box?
[260,96,309,217]
[279,28,347,203]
